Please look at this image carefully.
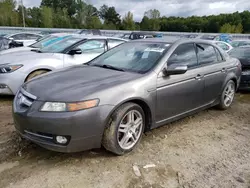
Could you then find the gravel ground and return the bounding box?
[0,94,249,188]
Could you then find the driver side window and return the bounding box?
[75,40,106,53]
[168,43,198,68]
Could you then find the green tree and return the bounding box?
[142,9,161,31]
[140,16,151,30]
[41,0,77,17]
[53,8,71,28]
[99,5,121,29]
[220,23,243,33]
[0,0,19,26]
[122,11,135,30]
[40,6,53,28]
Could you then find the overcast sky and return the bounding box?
[22,0,250,21]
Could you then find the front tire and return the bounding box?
[217,80,236,110]
[102,103,145,155]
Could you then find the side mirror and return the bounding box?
[68,48,82,55]
[162,64,188,76]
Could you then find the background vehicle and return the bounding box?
[0,33,73,55]
[12,38,241,155]
[228,46,250,90]
[0,35,127,95]
[125,32,161,40]
[4,32,43,46]
[231,40,250,48]
[212,41,233,52]
[76,29,102,35]
[0,36,24,51]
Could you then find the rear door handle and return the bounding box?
[195,74,202,80]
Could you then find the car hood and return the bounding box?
[0,51,62,66]
[23,66,142,102]
[0,46,33,55]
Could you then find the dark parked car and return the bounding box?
[77,29,102,36]
[127,32,159,40]
[229,46,250,90]
[13,38,241,155]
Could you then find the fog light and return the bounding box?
[56,136,68,144]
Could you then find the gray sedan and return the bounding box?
[13,38,241,155]
[0,35,127,95]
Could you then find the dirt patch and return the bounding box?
[0,94,250,188]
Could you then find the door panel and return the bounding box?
[196,44,227,104]
[156,68,204,123]
[156,43,204,123]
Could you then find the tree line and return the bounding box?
[1,0,250,33]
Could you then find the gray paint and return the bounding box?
[13,38,241,153]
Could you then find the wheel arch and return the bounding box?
[104,98,153,132]
[25,68,52,82]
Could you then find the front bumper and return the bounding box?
[12,91,114,153]
[0,71,27,95]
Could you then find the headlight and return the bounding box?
[40,99,99,112]
[0,65,23,73]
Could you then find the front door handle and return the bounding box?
[195,74,202,80]
[221,68,227,73]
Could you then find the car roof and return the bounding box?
[69,34,128,41]
[129,37,217,45]
[5,32,43,37]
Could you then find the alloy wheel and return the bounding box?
[223,82,235,107]
[117,110,143,150]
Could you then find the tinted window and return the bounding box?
[215,48,223,61]
[197,44,217,65]
[167,43,198,68]
[76,40,106,53]
[90,42,171,73]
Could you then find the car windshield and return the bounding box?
[40,36,83,53]
[89,42,171,73]
[30,35,67,48]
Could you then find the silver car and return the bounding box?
[13,38,241,155]
[0,33,73,55]
[0,35,127,95]
[4,32,43,46]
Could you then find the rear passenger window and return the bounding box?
[167,43,198,68]
[215,48,223,62]
[196,44,217,65]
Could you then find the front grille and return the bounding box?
[15,88,37,111]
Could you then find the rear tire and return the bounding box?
[102,103,145,155]
[26,70,49,82]
[217,80,235,110]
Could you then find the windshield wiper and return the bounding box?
[31,49,42,53]
[93,64,125,72]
